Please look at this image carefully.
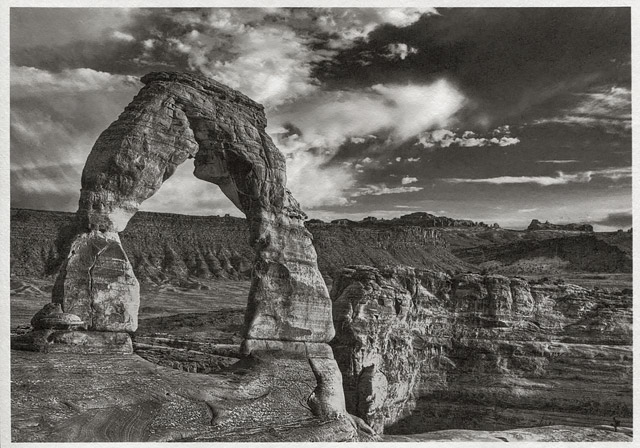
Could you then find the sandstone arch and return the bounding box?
[43,72,335,355]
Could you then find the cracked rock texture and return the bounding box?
[53,231,139,331]
[331,265,632,434]
[45,71,334,345]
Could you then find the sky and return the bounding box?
[9,7,632,230]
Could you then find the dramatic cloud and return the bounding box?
[265,79,465,206]
[444,167,631,186]
[273,79,466,148]
[416,126,520,148]
[315,8,438,49]
[183,25,320,108]
[9,8,632,229]
[114,8,437,109]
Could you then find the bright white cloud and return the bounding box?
[401,176,418,185]
[377,8,438,27]
[417,127,520,148]
[201,26,320,108]
[315,8,437,49]
[385,43,418,60]
[271,132,356,208]
[10,66,140,98]
[111,30,135,42]
[274,80,466,148]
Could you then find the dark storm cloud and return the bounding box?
[316,8,630,127]
[592,211,632,229]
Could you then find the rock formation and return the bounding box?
[19,71,347,421]
[527,219,594,232]
[331,265,632,434]
[27,71,333,349]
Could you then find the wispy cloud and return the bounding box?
[444,167,631,186]
[536,159,578,164]
[351,183,424,197]
[534,86,631,134]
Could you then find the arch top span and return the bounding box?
[42,71,334,350]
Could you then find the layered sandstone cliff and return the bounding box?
[331,265,632,434]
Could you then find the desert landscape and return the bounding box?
[10,206,633,441]
[8,6,632,444]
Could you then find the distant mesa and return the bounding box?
[527,219,593,232]
[324,212,499,229]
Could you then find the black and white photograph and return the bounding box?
[5,4,635,443]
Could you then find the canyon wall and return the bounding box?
[330,265,632,434]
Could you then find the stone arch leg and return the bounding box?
[20,71,346,419]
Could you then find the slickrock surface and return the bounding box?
[10,350,366,442]
[384,425,631,442]
[331,265,632,435]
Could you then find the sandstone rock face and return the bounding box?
[331,265,632,434]
[52,231,139,331]
[47,71,333,346]
[331,265,452,432]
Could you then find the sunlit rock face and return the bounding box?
[331,265,632,434]
[46,71,334,345]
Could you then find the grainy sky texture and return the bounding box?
[10,7,632,229]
